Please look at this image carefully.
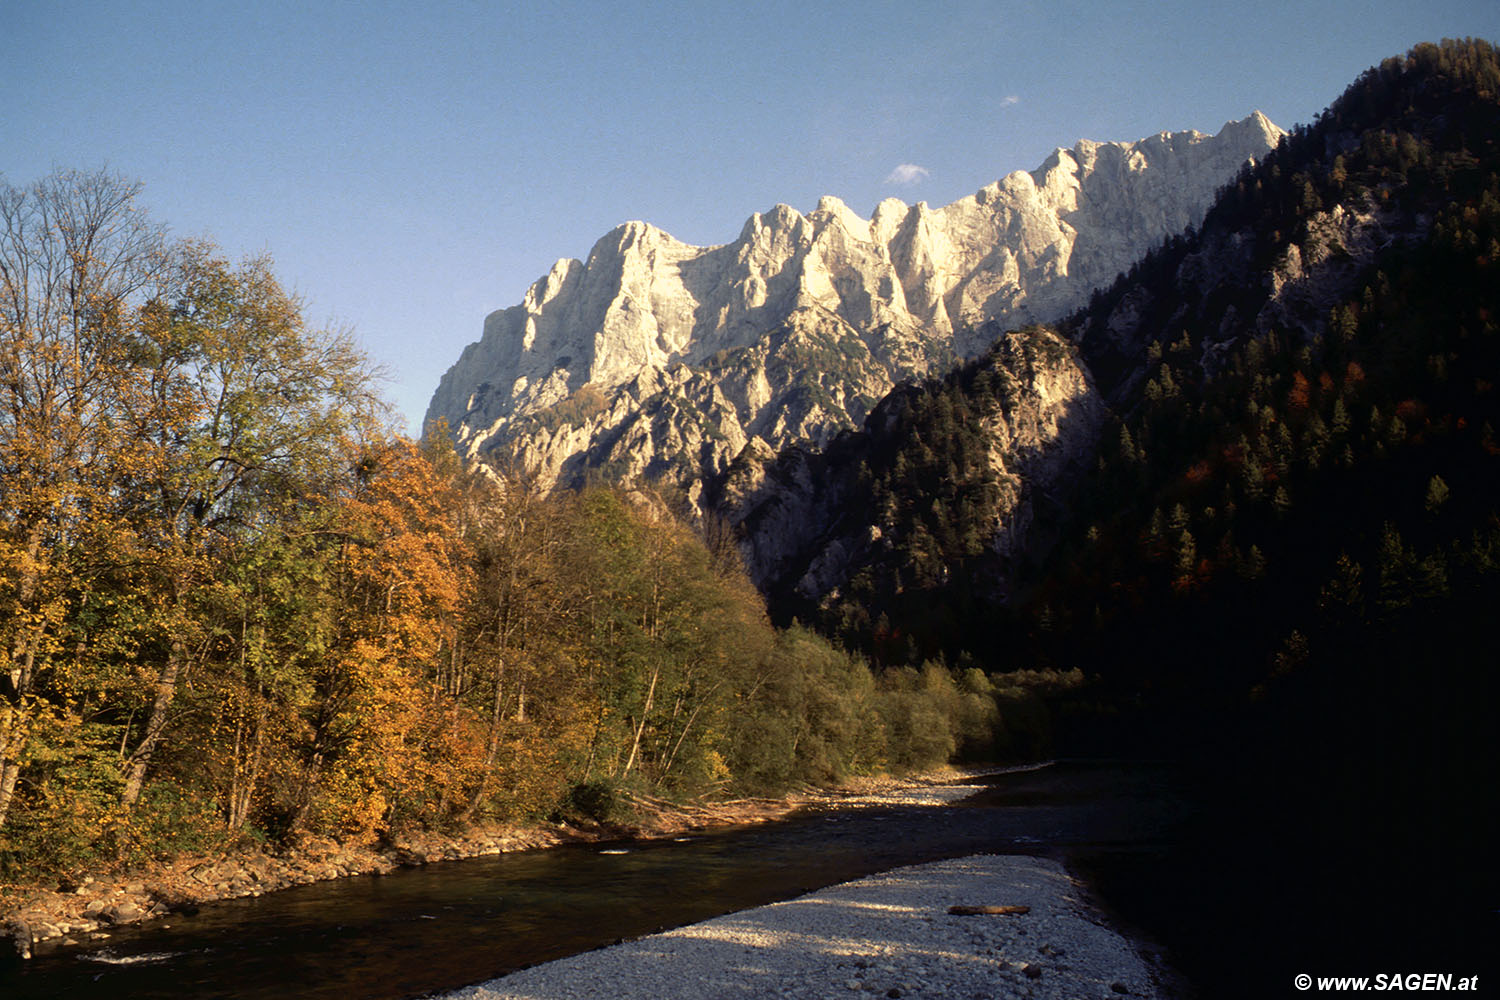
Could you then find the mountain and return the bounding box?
[736,40,1500,669]
[426,114,1282,507]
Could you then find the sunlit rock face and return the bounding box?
[426,113,1283,508]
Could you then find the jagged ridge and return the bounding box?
[427,113,1282,503]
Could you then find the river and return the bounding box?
[0,762,1187,1000]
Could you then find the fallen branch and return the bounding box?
[947,904,1030,916]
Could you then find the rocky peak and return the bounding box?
[427,113,1282,507]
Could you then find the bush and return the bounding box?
[555,779,630,825]
[120,780,225,862]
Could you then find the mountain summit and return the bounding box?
[427,113,1282,501]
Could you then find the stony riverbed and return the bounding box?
[436,854,1161,1000]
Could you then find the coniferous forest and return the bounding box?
[3,37,1499,991]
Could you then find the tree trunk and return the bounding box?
[121,638,184,808]
[459,653,507,821]
[620,663,660,779]
[482,653,506,765]
[0,525,45,830]
[0,651,36,829]
[226,692,266,831]
[661,681,724,779]
[0,759,22,831]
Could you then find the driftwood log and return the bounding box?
[947,904,1031,916]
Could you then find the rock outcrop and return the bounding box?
[1077,193,1419,406]
[718,325,1108,612]
[427,113,1284,509]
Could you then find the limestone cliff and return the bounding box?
[426,112,1283,504]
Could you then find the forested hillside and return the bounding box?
[1038,38,1500,711]
[1048,43,1500,975]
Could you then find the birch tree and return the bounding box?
[0,170,167,829]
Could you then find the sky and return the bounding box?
[6,1,1499,433]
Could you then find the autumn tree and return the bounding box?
[109,242,387,810]
[457,464,583,820]
[0,169,168,830]
[289,438,470,840]
[0,173,393,864]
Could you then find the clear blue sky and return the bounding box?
[6,1,1498,433]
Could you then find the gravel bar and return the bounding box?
[436,854,1162,999]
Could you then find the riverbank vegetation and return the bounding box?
[0,170,1043,897]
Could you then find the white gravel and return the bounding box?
[435,854,1161,1000]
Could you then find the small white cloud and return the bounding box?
[1000,95,1021,107]
[885,163,930,185]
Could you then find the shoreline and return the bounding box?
[431,853,1163,999]
[3,765,1009,960]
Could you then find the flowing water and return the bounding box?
[0,762,1185,1000]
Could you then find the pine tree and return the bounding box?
[1425,474,1451,513]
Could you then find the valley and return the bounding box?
[4,36,1498,1000]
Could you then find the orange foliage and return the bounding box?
[305,439,481,840]
[1184,460,1214,484]
[337,439,467,659]
[1288,371,1313,411]
[1395,398,1428,422]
